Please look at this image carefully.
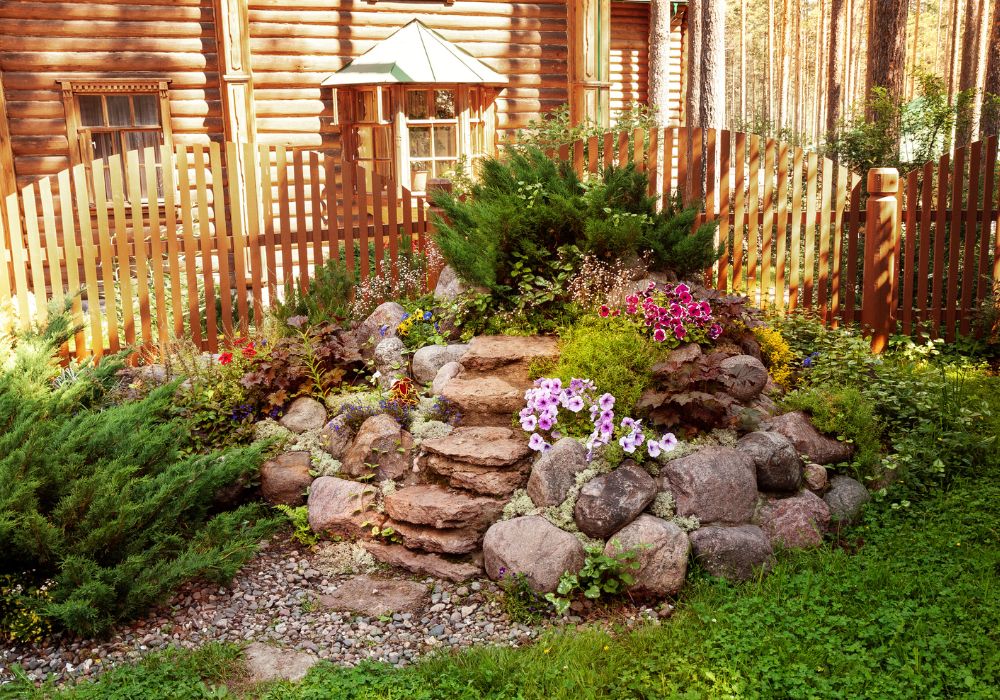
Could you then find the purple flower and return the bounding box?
[653,328,667,342]
[520,415,538,432]
[599,393,615,411]
[379,324,389,338]
[528,433,548,451]
[538,415,554,431]
[570,378,585,393]
[565,395,585,413]
[620,434,637,453]
[708,323,723,340]
[621,417,636,430]
[647,440,662,458]
[659,433,678,451]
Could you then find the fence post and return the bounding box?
[861,167,899,353]
[424,178,452,291]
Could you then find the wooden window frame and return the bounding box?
[59,79,173,201]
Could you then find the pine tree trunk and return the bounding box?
[740,0,747,123]
[779,0,792,128]
[814,0,827,141]
[767,0,775,122]
[827,0,846,138]
[983,0,1000,136]
[700,0,727,128]
[686,0,703,127]
[949,0,963,100]
[649,0,673,127]
[865,0,911,120]
[957,0,985,144]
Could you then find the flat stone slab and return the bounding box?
[385,484,504,529]
[421,427,532,468]
[245,642,317,683]
[425,456,531,497]
[318,574,427,616]
[362,541,483,582]
[440,378,527,426]
[388,520,482,554]
[460,335,559,378]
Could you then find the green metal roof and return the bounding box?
[322,20,508,87]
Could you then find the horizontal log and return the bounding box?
[1,51,217,72]
[248,9,565,31]
[0,18,214,38]
[1,71,219,91]
[2,2,205,22]
[249,23,566,44]
[0,35,217,54]
[248,37,565,60]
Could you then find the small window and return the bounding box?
[405,88,459,184]
[61,80,173,200]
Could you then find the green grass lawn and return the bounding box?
[8,471,998,700]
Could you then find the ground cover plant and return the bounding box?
[0,313,278,639]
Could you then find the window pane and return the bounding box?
[435,160,457,177]
[411,160,430,173]
[375,160,392,176]
[126,130,161,153]
[355,126,374,159]
[380,88,393,122]
[133,94,160,126]
[434,90,455,119]
[434,125,456,158]
[79,95,105,127]
[355,90,375,122]
[106,95,132,126]
[91,131,120,161]
[406,90,429,119]
[409,126,431,158]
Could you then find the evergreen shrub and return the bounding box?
[0,318,277,638]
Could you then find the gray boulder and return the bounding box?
[719,354,770,402]
[412,344,469,384]
[574,460,658,539]
[737,431,803,493]
[803,463,828,492]
[259,451,313,506]
[373,336,407,387]
[318,414,354,461]
[757,490,830,549]
[483,516,586,593]
[307,476,381,537]
[434,265,481,301]
[689,525,775,582]
[431,361,463,395]
[767,411,854,465]
[356,302,407,358]
[823,475,870,526]
[657,447,757,525]
[604,515,689,597]
[527,438,590,507]
[279,396,327,433]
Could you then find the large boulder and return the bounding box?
[757,490,830,549]
[767,411,854,465]
[307,476,382,537]
[279,396,327,433]
[574,461,658,539]
[434,265,478,302]
[384,485,504,530]
[483,516,586,593]
[604,515,689,597]
[412,344,470,384]
[657,447,757,525]
[689,525,775,582]
[318,414,354,461]
[719,354,770,402]
[737,431,803,493]
[373,336,407,388]
[341,414,414,482]
[431,361,462,395]
[259,451,313,506]
[527,438,590,507]
[355,301,407,357]
[823,475,870,526]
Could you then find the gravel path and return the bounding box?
[1,537,666,687]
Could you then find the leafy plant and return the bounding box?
[275,505,319,549]
[269,258,355,330]
[544,545,643,615]
[496,569,550,624]
[752,324,796,390]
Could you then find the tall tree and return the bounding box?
[700,0,727,127]
[648,0,673,127]
[686,0,703,127]
[983,0,1000,135]
[827,0,846,138]
[740,0,748,123]
[767,0,776,121]
[948,0,963,100]
[779,0,793,128]
[814,0,827,140]
[865,0,911,121]
[957,0,986,144]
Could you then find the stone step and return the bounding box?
[439,376,525,427]
[459,335,559,384]
[386,520,481,554]
[419,427,533,496]
[362,541,482,582]
[384,484,504,530]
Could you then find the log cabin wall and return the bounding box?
[610,1,649,122]
[0,0,225,191]
[246,0,572,154]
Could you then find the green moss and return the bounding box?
[555,315,662,417]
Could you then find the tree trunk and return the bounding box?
[814,0,827,141]
[949,0,963,100]
[686,0,703,127]
[956,0,986,144]
[649,0,673,127]
[740,0,747,123]
[779,0,792,128]
[865,0,911,120]
[699,0,727,128]
[827,0,846,138]
[982,0,1000,135]
[767,0,775,122]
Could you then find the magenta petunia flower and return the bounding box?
[675,325,688,339]
[653,328,667,342]
[537,415,554,431]
[599,305,611,318]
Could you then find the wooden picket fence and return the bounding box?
[0,143,432,359]
[557,127,1000,343]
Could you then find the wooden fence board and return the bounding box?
[747,135,760,304]
[931,154,949,335]
[774,141,789,312]
[92,159,120,352]
[817,158,833,320]
[126,150,152,350]
[978,136,997,305]
[717,130,731,291]
[226,142,250,335]
[903,170,918,334]
[946,147,965,340]
[293,149,309,288]
[803,151,818,310]
[790,147,804,310]
[960,141,981,336]
[71,163,103,355]
[144,146,168,350]
[732,132,746,293]
[22,184,48,325]
[209,142,233,339]
[916,161,933,328]
[761,139,775,308]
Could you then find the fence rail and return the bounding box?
[558,127,999,343]
[0,143,431,360]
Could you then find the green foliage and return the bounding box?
[827,72,975,173]
[511,102,658,152]
[782,386,884,481]
[274,505,319,549]
[555,315,660,416]
[0,318,279,638]
[269,258,355,330]
[752,323,795,389]
[544,545,642,615]
[496,571,550,624]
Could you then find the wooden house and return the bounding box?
[0,0,688,207]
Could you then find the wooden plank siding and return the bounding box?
[610,1,648,121]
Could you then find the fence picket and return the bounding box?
[774,142,789,312]
[92,159,120,352]
[108,155,136,346]
[208,142,233,339]
[916,161,933,329]
[717,130,731,291]
[226,142,250,335]
[761,139,775,308]
[293,149,309,288]
[789,147,805,310]
[56,169,86,355]
[978,136,997,305]
[143,146,168,351]
[161,144,184,340]
[803,151,818,310]
[245,143,265,325]
[830,165,848,325]
[22,184,48,325]
[931,154,949,336]
[39,178,63,313]
[843,176,862,324]
[946,147,966,340]
[71,163,104,355]
[310,151,324,272]
[960,141,981,336]
[747,135,760,304]
[126,150,153,350]
[817,158,833,320]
